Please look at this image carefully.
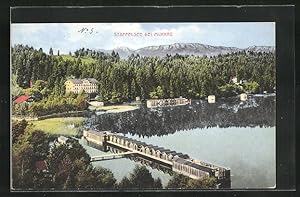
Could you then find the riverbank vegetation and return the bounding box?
[12,120,116,190]
[166,174,217,189]
[12,45,275,104]
[90,95,275,137]
[12,90,88,117]
[117,165,163,189]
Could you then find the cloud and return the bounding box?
[11,23,69,53]
[11,22,275,54]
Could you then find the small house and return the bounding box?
[57,136,69,145]
[208,95,216,103]
[14,95,33,104]
[240,93,247,101]
[230,76,238,84]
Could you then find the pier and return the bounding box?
[91,152,136,162]
[83,129,231,188]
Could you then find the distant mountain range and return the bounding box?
[97,43,275,58]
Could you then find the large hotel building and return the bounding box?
[64,78,99,94]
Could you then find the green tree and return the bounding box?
[218,84,243,97]
[149,86,164,99]
[49,47,53,55]
[27,130,50,159]
[166,174,190,189]
[118,176,132,189]
[12,120,28,144]
[74,92,88,111]
[12,74,24,98]
[12,126,52,189]
[186,177,217,189]
[47,139,115,189]
[12,142,36,189]
[153,177,163,189]
[32,80,47,91]
[127,165,155,189]
[243,81,260,93]
[12,44,275,102]
[12,105,116,190]
[166,173,217,189]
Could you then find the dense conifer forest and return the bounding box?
[12,44,275,103]
[11,44,275,190]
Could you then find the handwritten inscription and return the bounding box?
[77,27,173,37]
[78,27,99,34]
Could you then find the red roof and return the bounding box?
[14,95,31,104]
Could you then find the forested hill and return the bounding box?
[80,43,275,59]
[12,44,275,102]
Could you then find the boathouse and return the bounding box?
[82,130,231,188]
[208,95,216,103]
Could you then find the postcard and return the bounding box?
[11,22,276,190]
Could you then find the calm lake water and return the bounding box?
[82,94,276,189]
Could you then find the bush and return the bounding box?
[117,165,162,189]
[242,81,260,93]
[218,84,243,97]
[166,173,217,189]
[25,93,88,116]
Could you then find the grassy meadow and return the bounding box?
[58,55,97,64]
[30,117,85,136]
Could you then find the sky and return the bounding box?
[11,22,275,55]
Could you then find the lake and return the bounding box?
[82,94,276,189]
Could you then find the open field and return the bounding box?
[30,117,85,136]
[57,55,97,64]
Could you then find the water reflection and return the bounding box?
[84,140,174,176]
[86,95,275,137]
[109,146,174,176]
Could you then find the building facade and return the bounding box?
[83,130,231,188]
[64,78,99,94]
[146,97,191,108]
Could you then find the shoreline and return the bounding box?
[88,103,140,113]
[12,93,275,121]
[12,110,88,121]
